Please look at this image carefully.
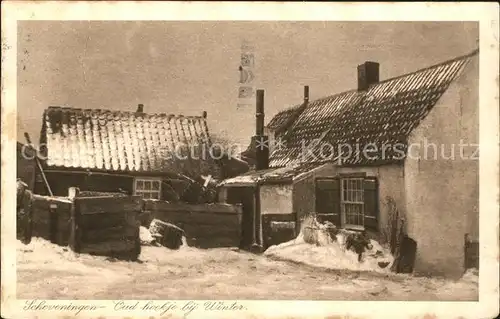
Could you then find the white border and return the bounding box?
[2,2,499,319]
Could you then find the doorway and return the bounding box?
[226,186,257,250]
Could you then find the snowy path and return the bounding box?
[17,238,477,301]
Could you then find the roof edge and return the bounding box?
[44,106,207,120]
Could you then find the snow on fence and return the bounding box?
[141,200,242,248]
[69,188,141,260]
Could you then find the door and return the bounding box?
[226,186,257,250]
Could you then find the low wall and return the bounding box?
[24,190,141,260]
[142,200,242,249]
[72,194,142,260]
[30,194,72,245]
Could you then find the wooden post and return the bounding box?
[49,203,58,244]
[68,187,81,253]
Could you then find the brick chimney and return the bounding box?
[254,89,269,170]
[304,85,309,104]
[357,61,379,91]
[136,104,144,113]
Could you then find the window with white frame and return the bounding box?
[341,178,365,228]
[134,178,162,200]
[315,176,378,231]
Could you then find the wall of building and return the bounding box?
[260,184,293,215]
[292,163,405,241]
[35,171,134,196]
[404,53,479,278]
[259,184,296,249]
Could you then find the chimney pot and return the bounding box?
[137,104,144,113]
[304,85,309,104]
[357,61,379,91]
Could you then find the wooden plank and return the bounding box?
[80,212,128,230]
[182,224,240,239]
[154,210,241,227]
[144,200,241,214]
[76,196,142,215]
[80,239,136,256]
[261,213,296,222]
[81,225,138,244]
[32,195,72,210]
[187,236,240,248]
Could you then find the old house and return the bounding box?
[33,104,247,201]
[220,49,479,278]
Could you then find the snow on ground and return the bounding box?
[264,231,394,273]
[17,237,478,301]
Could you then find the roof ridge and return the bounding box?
[295,49,479,105]
[45,106,206,119]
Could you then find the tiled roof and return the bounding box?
[40,107,212,173]
[266,103,303,132]
[269,50,478,168]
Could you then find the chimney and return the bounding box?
[136,104,144,113]
[254,89,269,170]
[304,85,309,104]
[357,61,379,91]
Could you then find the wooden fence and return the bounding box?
[69,188,142,260]
[21,189,242,254]
[142,200,242,249]
[27,194,73,246]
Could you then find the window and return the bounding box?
[315,176,378,231]
[134,178,162,200]
[341,178,365,228]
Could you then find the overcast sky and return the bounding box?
[17,21,478,147]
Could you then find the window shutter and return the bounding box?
[364,178,378,231]
[315,179,341,227]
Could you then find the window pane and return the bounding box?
[145,181,151,190]
[143,192,151,199]
[136,180,144,190]
[152,181,160,190]
[344,203,363,226]
[151,192,160,200]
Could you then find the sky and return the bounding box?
[17,21,478,147]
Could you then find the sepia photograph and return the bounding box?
[2,2,499,319]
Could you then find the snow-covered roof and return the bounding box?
[219,162,327,186]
